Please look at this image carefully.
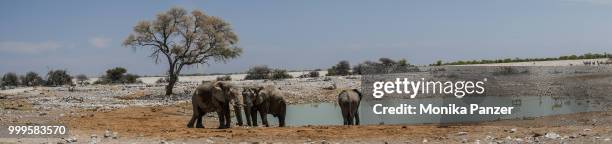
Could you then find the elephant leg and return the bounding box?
[348,112,354,125]
[340,104,349,125]
[234,105,243,126]
[354,111,360,125]
[259,110,269,127]
[250,108,258,126]
[278,114,286,127]
[187,117,196,128]
[187,109,199,128]
[196,112,206,128]
[244,106,252,126]
[223,103,232,128]
[279,102,287,127]
[217,111,227,129]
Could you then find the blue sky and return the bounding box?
[1,0,612,76]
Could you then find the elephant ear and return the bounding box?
[241,88,250,99]
[254,90,266,105]
[229,88,242,104]
[212,84,227,102]
[220,82,234,92]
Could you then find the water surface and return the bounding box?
[258,96,606,126]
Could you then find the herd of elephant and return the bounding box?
[186,81,363,129]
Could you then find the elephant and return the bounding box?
[229,88,244,126]
[242,86,287,127]
[337,89,362,125]
[241,87,259,126]
[187,81,243,129]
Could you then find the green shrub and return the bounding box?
[96,67,140,84]
[2,72,19,86]
[75,74,89,85]
[436,60,443,66]
[298,70,320,78]
[46,70,72,86]
[379,58,396,66]
[22,72,44,86]
[271,69,293,80]
[327,60,351,76]
[216,75,232,81]
[244,65,271,80]
[93,76,111,84]
[352,64,364,75]
[308,70,320,77]
[106,67,127,83]
[352,58,418,74]
[123,73,141,83]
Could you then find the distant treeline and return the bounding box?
[178,69,317,77]
[434,53,612,66]
[327,58,419,75]
[180,72,243,77]
[1,67,142,88]
[1,70,73,88]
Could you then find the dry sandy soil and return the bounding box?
[61,104,612,144]
[1,95,611,144]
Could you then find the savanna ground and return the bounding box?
[2,64,612,143]
[2,99,611,143]
[63,103,612,144]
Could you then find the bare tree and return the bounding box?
[123,7,242,95]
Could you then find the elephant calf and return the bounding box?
[337,89,362,125]
[243,86,287,127]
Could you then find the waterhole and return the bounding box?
[256,96,607,126]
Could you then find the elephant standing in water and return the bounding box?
[187,81,243,129]
[242,86,287,127]
[337,89,362,125]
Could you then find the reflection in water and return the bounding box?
[259,96,606,126]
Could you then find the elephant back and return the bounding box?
[338,89,361,103]
[193,82,221,112]
[194,83,215,102]
[351,89,363,101]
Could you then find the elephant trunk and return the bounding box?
[234,105,243,126]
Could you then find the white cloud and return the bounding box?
[89,37,111,48]
[0,41,62,54]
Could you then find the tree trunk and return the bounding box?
[165,74,178,95]
[165,80,175,95]
[165,60,180,96]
